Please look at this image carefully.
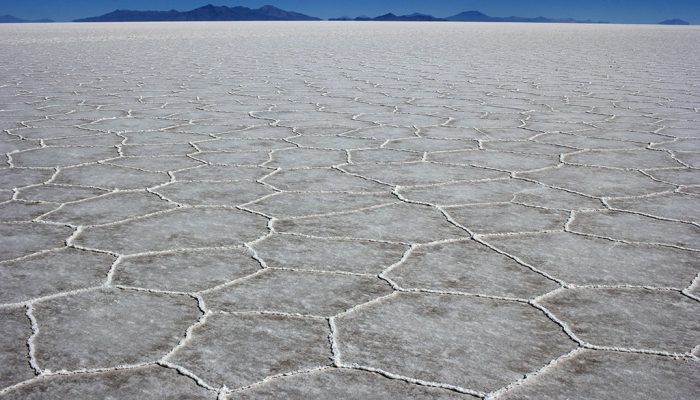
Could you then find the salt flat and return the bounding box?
[0,22,699,399]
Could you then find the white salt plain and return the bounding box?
[0,22,699,399]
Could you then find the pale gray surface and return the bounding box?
[498,350,700,400]
[0,22,699,399]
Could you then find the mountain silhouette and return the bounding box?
[0,14,54,23]
[74,4,320,22]
[446,10,604,23]
[659,19,690,25]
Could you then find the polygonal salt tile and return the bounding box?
[206,269,392,316]
[195,138,294,153]
[536,133,645,150]
[499,350,700,400]
[121,143,196,157]
[267,148,347,168]
[221,126,294,139]
[336,292,574,392]
[275,203,467,244]
[16,185,106,203]
[481,141,573,155]
[253,235,408,274]
[645,168,700,186]
[511,186,604,210]
[168,313,330,389]
[521,121,593,134]
[263,168,388,192]
[229,367,468,399]
[75,208,267,254]
[44,133,124,147]
[11,146,118,168]
[398,179,537,206]
[345,126,417,140]
[0,248,114,304]
[356,113,447,127]
[113,248,260,292]
[0,307,35,389]
[428,150,559,171]
[153,181,274,207]
[33,288,199,370]
[385,138,478,152]
[42,192,174,226]
[0,223,72,262]
[245,192,398,218]
[0,201,56,222]
[53,164,168,190]
[290,135,381,149]
[1,365,213,400]
[419,126,488,140]
[674,151,700,168]
[9,126,95,139]
[486,232,698,287]
[607,193,700,223]
[445,203,568,234]
[123,131,209,144]
[449,117,522,130]
[650,138,700,152]
[575,130,670,144]
[569,210,700,249]
[0,139,40,154]
[387,241,557,298]
[564,149,683,169]
[84,118,183,133]
[0,168,54,190]
[539,288,699,353]
[190,151,269,166]
[106,156,203,172]
[174,165,270,182]
[348,149,422,164]
[342,162,506,186]
[518,165,672,197]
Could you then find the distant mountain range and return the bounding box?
[659,19,690,25]
[74,4,320,22]
[0,5,693,25]
[444,10,606,23]
[330,10,606,23]
[330,13,446,22]
[0,14,53,23]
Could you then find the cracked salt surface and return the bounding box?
[0,22,699,399]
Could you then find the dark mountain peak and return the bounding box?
[75,3,320,22]
[454,10,488,18]
[371,12,445,21]
[659,19,690,25]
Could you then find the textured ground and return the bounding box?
[0,22,699,399]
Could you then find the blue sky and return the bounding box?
[2,0,699,23]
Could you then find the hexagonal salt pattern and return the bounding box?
[167,313,331,389]
[335,293,575,393]
[538,288,699,354]
[1,22,699,399]
[32,289,200,371]
[497,350,700,400]
[0,365,213,400]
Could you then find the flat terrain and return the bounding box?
[0,22,698,399]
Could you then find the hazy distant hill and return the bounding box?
[659,19,690,25]
[0,14,53,23]
[75,4,320,22]
[330,10,606,24]
[446,10,605,23]
[370,13,445,22]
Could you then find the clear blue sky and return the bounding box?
[2,0,699,23]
